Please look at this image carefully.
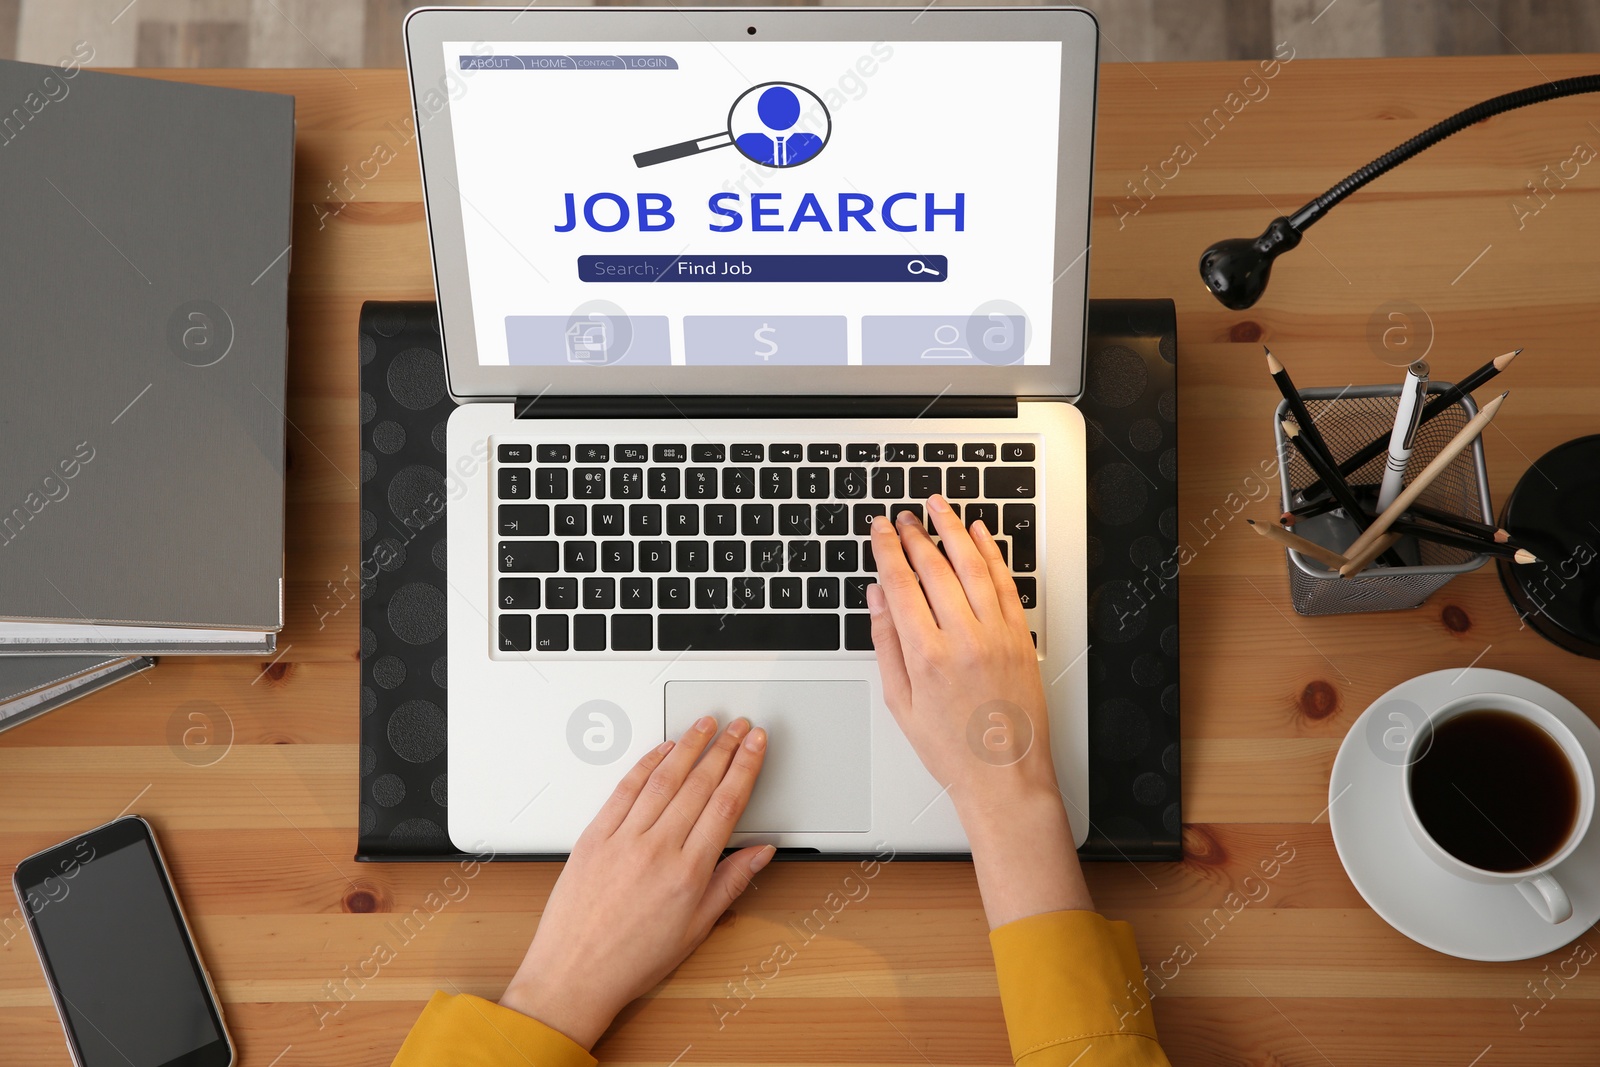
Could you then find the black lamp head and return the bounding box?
[1198,215,1303,310]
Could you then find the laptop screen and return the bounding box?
[442,40,1064,371]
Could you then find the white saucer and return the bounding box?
[1329,668,1600,961]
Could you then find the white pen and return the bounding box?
[1376,359,1430,512]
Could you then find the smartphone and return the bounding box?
[12,815,234,1067]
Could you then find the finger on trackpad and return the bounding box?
[664,680,871,833]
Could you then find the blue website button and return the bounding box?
[620,55,679,70]
[861,315,1029,366]
[577,254,947,283]
[684,316,847,366]
[568,55,625,70]
[506,314,671,366]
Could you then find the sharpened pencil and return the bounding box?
[1342,392,1508,564]
[1266,347,1339,474]
[1388,518,1536,562]
[1295,349,1520,506]
[1249,518,1350,569]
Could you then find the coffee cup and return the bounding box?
[1401,693,1594,924]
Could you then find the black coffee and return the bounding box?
[1409,710,1579,873]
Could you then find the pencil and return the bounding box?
[1341,391,1508,564]
[1281,421,1374,532]
[1283,496,1509,543]
[1249,518,1350,570]
[1339,532,1405,578]
[1294,348,1520,506]
[1282,421,1410,569]
[1416,349,1520,426]
[1266,348,1338,467]
[1389,518,1536,562]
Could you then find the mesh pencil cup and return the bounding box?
[1274,384,1492,616]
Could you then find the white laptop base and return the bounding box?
[446,403,1089,854]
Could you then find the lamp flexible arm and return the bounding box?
[1287,74,1600,232]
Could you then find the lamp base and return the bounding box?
[1497,435,1600,658]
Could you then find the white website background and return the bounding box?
[445,40,1063,367]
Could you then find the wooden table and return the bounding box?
[5,54,1600,1066]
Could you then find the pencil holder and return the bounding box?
[1274,384,1492,616]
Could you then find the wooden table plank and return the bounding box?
[3,54,1599,1065]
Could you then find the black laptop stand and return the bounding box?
[355,299,1181,862]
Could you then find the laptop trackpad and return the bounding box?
[664,680,871,833]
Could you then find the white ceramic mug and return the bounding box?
[1402,693,1594,925]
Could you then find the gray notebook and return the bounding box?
[0,60,293,654]
[0,656,155,733]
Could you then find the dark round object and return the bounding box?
[371,773,406,806]
[372,420,406,454]
[387,582,446,645]
[1132,772,1167,806]
[371,655,406,689]
[387,347,449,411]
[1128,417,1162,452]
[1085,344,1147,408]
[388,818,446,845]
[387,464,446,524]
[1497,435,1600,658]
[370,306,407,337]
[388,699,447,763]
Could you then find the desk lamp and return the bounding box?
[1198,74,1600,658]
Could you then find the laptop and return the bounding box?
[405,6,1098,855]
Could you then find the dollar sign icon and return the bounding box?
[753,322,778,361]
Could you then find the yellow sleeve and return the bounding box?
[989,910,1172,1067]
[391,991,599,1067]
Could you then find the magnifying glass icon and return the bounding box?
[906,259,942,277]
[634,82,832,169]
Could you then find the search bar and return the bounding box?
[577,254,948,283]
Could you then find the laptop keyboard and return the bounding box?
[491,438,1040,653]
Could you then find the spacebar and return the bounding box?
[658,614,840,651]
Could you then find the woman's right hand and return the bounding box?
[866,495,1056,809]
[868,495,1094,926]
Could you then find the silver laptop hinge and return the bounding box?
[513,395,1019,420]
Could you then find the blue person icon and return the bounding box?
[633,81,831,169]
[731,85,825,167]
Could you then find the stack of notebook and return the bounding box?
[0,59,295,727]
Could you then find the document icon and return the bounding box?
[565,319,610,363]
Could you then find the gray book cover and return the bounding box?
[0,59,292,653]
[0,655,154,733]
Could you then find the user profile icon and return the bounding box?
[634,81,830,169]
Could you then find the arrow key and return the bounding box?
[499,578,541,609]
[499,540,558,573]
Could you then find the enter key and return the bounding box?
[1002,503,1036,573]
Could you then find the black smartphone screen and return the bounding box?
[14,817,231,1067]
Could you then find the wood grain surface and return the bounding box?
[4,54,1600,1066]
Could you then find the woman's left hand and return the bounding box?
[499,716,773,1049]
